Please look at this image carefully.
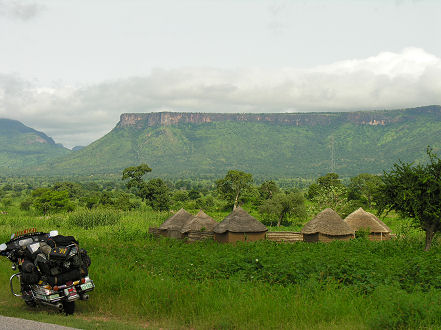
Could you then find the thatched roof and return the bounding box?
[344,207,391,233]
[213,207,267,234]
[181,210,218,233]
[159,208,193,231]
[301,208,354,236]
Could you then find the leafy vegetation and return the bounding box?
[1,146,441,327]
[377,147,441,250]
[0,206,440,329]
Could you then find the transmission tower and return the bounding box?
[330,136,336,173]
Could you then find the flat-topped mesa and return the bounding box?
[116,106,441,129]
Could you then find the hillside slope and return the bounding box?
[0,119,70,171]
[38,105,441,178]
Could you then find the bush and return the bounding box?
[67,208,121,229]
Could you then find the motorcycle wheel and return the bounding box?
[62,301,75,315]
[25,300,36,307]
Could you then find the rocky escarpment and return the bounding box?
[116,105,441,129]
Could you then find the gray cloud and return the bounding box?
[0,0,44,20]
[1,48,441,148]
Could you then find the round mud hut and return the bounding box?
[301,208,355,242]
[213,207,267,243]
[159,208,193,239]
[181,210,218,241]
[344,207,391,241]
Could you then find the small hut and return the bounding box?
[214,207,267,243]
[344,207,391,241]
[301,208,355,242]
[181,210,217,233]
[181,210,218,241]
[159,208,193,239]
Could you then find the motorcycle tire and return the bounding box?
[25,300,36,307]
[62,301,75,315]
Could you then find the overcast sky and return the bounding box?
[1,0,441,148]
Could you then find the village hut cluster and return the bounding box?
[149,206,392,243]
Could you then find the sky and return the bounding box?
[1,0,441,148]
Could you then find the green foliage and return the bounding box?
[121,163,152,191]
[377,147,441,250]
[348,173,383,208]
[355,228,370,240]
[52,181,83,198]
[172,190,189,202]
[67,208,121,229]
[258,180,279,201]
[19,198,33,211]
[259,191,306,227]
[1,198,441,329]
[31,188,74,215]
[188,189,201,200]
[307,172,342,200]
[142,178,170,211]
[216,170,253,209]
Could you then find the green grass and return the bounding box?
[0,208,440,329]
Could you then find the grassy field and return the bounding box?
[0,207,440,329]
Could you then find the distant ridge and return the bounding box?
[0,118,70,171]
[36,105,441,178]
[116,105,441,129]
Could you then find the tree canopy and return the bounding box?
[377,148,441,250]
[216,170,253,210]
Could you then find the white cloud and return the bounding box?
[0,0,44,20]
[1,48,441,148]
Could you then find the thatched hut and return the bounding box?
[344,207,391,241]
[159,208,193,239]
[301,208,355,242]
[214,207,267,243]
[181,210,217,233]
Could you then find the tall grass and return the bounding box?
[0,208,441,329]
[67,208,121,229]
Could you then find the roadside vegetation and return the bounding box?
[0,151,440,329]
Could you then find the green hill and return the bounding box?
[0,119,70,172]
[37,105,441,178]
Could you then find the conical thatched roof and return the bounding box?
[213,207,267,234]
[344,207,391,233]
[301,208,354,236]
[181,210,218,233]
[159,208,193,231]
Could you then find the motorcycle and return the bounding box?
[0,229,94,315]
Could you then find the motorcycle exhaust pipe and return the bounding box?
[80,294,89,301]
[38,300,64,311]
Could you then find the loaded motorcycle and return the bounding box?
[0,229,94,315]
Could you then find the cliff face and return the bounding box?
[116,105,441,129]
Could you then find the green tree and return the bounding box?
[122,164,152,192]
[377,148,441,251]
[172,190,189,202]
[142,178,170,211]
[188,189,201,200]
[348,173,382,208]
[307,173,343,200]
[32,188,74,215]
[216,170,253,210]
[259,191,306,227]
[259,180,279,200]
[311,184,352,217]
[99,191,115,207]
[52,181,83,198]
[20,198,33,211]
